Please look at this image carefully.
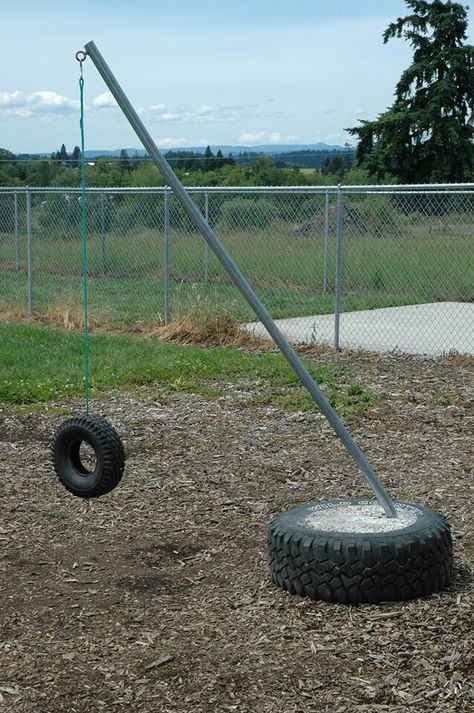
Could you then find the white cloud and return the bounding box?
[197,104,215,114]
[0,90,79,118]
[140,101,291,125]
[143,103,240,124]
[92,92,117,108]
[324,132,348,143]
[154,137,210,148]
[238,131,300,145]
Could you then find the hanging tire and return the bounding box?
[268,499,453,604]
[52,414,125,498]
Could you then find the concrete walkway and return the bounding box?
[246,302,474,357]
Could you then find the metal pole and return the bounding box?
[26,187,33,314]
[14,192,19,271]
[84,40,397,518]
[322,190,329,293]
[334,185,343,351]
[163,187,170,323]
[100,191,106,276]
[204,191,209,284]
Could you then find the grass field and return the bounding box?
[1,220,472,327]
[0,322,375,416]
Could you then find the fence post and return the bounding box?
[14,192,19,271]
[163,187,170,323]
[323,189,329,293]
[100,191,107,276]
[334,184,343,351]
[26,187,33,314]
[204,191,209,284]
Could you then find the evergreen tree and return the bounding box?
[71,146,81,169]
[119,149,130,171]
[56,144,69,166]
[347,1,474,183]
[204,145,214,172]
[0,148,16,165]
[343,143,354,171]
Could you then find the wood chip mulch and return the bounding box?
[0,350,472,712]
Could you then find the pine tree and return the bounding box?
[57,144,69,166]
[119,149,130,171]
[204,145,214,172]
[71,146,81,169]
[347,1,474,183]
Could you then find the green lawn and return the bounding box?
[0,322,375,416]
[1,222,472,327]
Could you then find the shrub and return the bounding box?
[218,197,280,231]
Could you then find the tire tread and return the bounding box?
[268,501,453,604]
[52,414,125,498]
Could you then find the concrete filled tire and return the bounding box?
[52,415,125,498]
[268,499,453,604]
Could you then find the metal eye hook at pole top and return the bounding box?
[75,50,88,78]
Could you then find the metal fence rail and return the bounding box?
[0,184,472,356]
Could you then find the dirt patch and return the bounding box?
[0,350,472,712]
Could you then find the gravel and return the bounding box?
[302,501,421,533]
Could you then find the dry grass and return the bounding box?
[145,311,265,347]
[143,292,270,348]
[0,291,269,349]
[440,352,474,368]
[0,297,267,348]
[0,297,110,332]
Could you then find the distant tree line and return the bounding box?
[1,4,472,190]
[0,144,365,188]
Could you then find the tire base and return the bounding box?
[268,499,453,604]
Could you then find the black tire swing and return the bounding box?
[53,414,125,498]
[52,52,125,499]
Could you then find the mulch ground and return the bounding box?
[0,350,472,712]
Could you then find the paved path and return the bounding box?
[246,302,474,357]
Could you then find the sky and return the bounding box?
[1,0,473,154]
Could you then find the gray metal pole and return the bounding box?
[334,186,343,351]
[100,191,106,276]
[163,187,170,324]
[322,190,329,293]
[14,192,19,271]
[204,191,209,284]
[26,187,33,314]
[84,40,397,518]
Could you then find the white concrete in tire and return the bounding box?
[303,501,421,533]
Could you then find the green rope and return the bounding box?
[79,75,90,413]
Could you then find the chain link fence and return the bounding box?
[0,184,472,356]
